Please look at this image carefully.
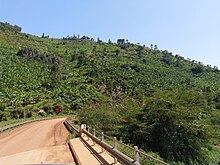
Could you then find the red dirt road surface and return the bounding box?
[0,118,74,164]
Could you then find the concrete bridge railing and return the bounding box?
[65,119,169,165]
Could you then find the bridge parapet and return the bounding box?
[65,119,169,165]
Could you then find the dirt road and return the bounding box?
[0,118,74,164]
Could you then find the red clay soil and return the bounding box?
[0,118,74,164]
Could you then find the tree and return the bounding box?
[97,37,102,43]
[92,46,97,56]
[191,65,203,74]
[50,55,61,86]
[161,54,172,65]
[0,22,21,32]
[0,112,6,121]
[70,51,76,62]
[117,39,125,45]
[115,49,120,56]
[0,102,6,122]
[128,91,219,164]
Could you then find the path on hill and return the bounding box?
[0,118,74,164]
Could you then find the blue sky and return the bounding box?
[1,0,220,67]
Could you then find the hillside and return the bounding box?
[0,22,220,164]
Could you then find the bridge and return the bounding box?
[0,117,169,165]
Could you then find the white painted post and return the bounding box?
[80,124,86,137]
[87,127,90,140]
[113,137,118,164]
[93,128,96,145]
[113,137,117,148]
[101,132,104,153]
[134,146,140,165]
[93,128,96,136]
[88,127,90,133]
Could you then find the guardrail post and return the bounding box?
[87,127,90,140]
[80,124,86,137]
[93,128,96,136]
[93,128,96,145]
[113,137,117,149]
[101,132,104,153]
[134,146,140,165]
[113,137,118,164]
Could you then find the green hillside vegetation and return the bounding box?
[0,22,220,164]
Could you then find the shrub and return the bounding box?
[0,102,6,111]
[0,111,7,122]
[10,107,25,119]
[191,65,203,74]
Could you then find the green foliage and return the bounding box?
[25,110,32,118]
[191,65,204,74]
[0,102,6,111]
[139,93,215,164]
[10,107,25,119]
[120,91,220,164]
[0,22,21,32]
[78,103,122,132]
[0,111,7,122]
[161,51,173,65]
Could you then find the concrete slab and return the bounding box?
[69,137,121,165]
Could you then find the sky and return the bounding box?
[0,0,220,67]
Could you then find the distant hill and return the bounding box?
[0,22,220,164]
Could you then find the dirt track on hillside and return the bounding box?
[0,118,74,164]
